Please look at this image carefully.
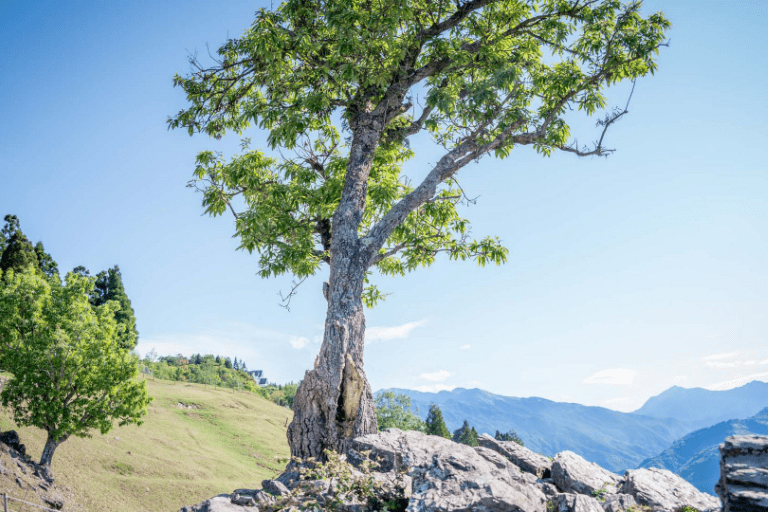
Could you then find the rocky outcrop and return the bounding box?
[551,451,621,496]
[716,434,768,512]
[478,434,552,479]
[622,467,720,512]
[178,429,723,512]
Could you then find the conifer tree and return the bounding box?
[453,420,479,447]
[91,266,138,350]
[233,357,240,371]
[0,215,39,275]
[424,404,451,439]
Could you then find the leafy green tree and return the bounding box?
[170,0,670,458]
[452,420,479,446]
[224,357,233,369]
[33,242,59,279]
[0,270,151,479]
[495,429,524,446]
[374,392,425,432]
[90,266,138,350]
[424,403,451,439]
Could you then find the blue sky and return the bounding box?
[1,0,766,412]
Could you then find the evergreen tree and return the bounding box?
[224,357,232,369]
[0,215,39,275]
[72,265,90,277]
[495,429,524,446]
[424,404,451,439]
[91,266,138,350]
[452,420,479,447]
[34,242,59,279]
[240,360,248,372]
[233,357,239,371]
[215,355,221,364]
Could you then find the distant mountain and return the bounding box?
[634,380,768,431]
[381,387,690,473]
[638,407,768,495]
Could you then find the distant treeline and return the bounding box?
[139,352,298,407]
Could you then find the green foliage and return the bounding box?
[672,507,699,512]
[592,483,609,502]
[276,450,409,511]
[424,404,451,439]
[495,429,524,446]
[90,266,138,350]
[0,270,151,467]
[168,0,671,308]
[0,215,40,275]
[452,420,479,446]
[375,392,426,432]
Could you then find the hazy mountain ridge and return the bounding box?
[381,387,691,473]
[638,407,768,495]
[633,380,768,430]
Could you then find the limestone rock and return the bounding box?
[601,493,638,512]
[716,434,768,512]
[478,434,553,479]
[179,494,256,511]
[551,451,621,496]
[550,493,605,512]
[261,479,290,497]
[351,428,547,511]
[622,467,720,512]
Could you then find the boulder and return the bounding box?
[351,429,547,511]
[551,451,621,496]
[0,430,27,457]
[622,467,721,512]
[716,434,768,512]
[550,493,604,512]
[601,493,638,512]
[178,494,254,511]
[478,434,552,479]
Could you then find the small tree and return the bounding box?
[495,429,524,446]
[424,403,451,439]
[452,420,479,447]
[0,270,152,479]
[374,392,425,432]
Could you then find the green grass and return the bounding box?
[0,375,292,512]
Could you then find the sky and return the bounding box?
[1,0,766,413]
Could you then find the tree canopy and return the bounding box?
[0,270,151,477]
[375,391,426,432]
[171,0,669,306]
[452,420,479,446]
[424,403,451,439]
[90,266,139,350]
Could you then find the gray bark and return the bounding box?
[287,116,382,459]
[39,434,66,481]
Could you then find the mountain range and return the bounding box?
[638,406,768,495]
[381,380,768,476]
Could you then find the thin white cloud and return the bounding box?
[419,370,451,382]
[366,320,427,343]
[459,344,471,351]
[702,352,739,361]
[705,361,738,369]
[703,372,768,391]
[414,384,455,393]
[583,368,638,386]
[289,336,309,349]
[312,334,323,344]
[670,375,689,384]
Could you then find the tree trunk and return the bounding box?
[287,260,378,459]
[287,117,381,459]
[39,434,67,481]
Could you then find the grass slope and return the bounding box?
[0,376,292,512]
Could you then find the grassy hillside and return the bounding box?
[0,376,292,512]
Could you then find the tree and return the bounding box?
[170,0,669,459]
[233,357,240,371]
[452,420,479,447]
[90,266,138,350]
[0,270,152,479]
[0,215,39,275]
[424,404,451,439]
[224,356,233,369]
[374,392,425,432]
[495,429,524,446]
